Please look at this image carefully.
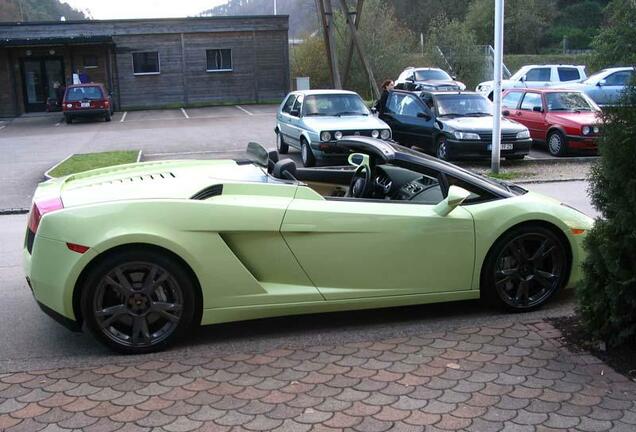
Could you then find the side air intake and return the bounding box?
[191,184,223,200]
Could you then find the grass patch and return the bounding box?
[48,151,139,178]
[486,170,522,181]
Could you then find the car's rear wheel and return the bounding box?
[81,249,196,354]
[277,131,289,154]
[301,139,316,167]
[436,136,450,160]
[482,226,569,311]
[547,130,568,156]
[104,111,112,122]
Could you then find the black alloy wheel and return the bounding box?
[485,226,568,311]
[81,250,196,354]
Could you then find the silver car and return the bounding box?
[275,90,391,167]
[559,67,635,107]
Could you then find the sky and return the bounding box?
[62,0,228,19]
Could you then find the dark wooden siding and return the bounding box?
[0,49,17,116]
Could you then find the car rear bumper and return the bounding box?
[64,109,108,117]
[446,138,532,159]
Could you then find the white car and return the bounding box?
[476,65,587,99]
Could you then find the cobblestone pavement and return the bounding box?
[0,320,634,432]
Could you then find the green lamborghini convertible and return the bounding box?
[24,138,592,353]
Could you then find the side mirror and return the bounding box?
[406,76,414,82]
[370,106,378,114]
[502,110,510,116]
[451,75,457,80]
[347,152,369,168]
[520,75,526,82]
[417,111,431,120]
[597,79,606,87]
[532,106,543,113]
[289,109,300,117]
[433,186,471,217]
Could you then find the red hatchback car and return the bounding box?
[63,83,113,124]
[502,88,602,156]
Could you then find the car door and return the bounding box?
[392,94,433,148]
[595,70,633,105]
[380,92,406,143]
[281,183,475,300]
[286,94,304,146]
[523,67,552,88]
[513,92,546,140]
[278,94,297,145]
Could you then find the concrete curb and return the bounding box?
[43,150,143,180]
[0,208,29,215]
[515,177,588,184]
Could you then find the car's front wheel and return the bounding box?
[547,130,568,157]
[482,225,569,311]
[301,139,316,167]
[81,249,197,354]
[436,136,450,161]
[277,131,289,154]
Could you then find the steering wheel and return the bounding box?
[347,164,372,198]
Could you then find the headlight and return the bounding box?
[320,131,332,142]
[516,130,530,139]
[593,126,600,134]
[334,131,343,140]
[453,131,480,140]
[371,130,379,138]
[66,104,72,108]
[380,129,391,140]
[582,126,591,136]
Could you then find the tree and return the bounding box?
[578,84,636,347]
[0,0,86,21]
[590,0,636,69]
[465,0,558,54]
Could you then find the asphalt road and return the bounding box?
[0,181,595,373]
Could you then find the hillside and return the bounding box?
[0,0,86,22]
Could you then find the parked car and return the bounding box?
[24,140,592,353]
[379,90,531,161]
[395,67,466,91]
[275,90,391,167]
[63,83,113,124]
[476,65,587,99]
[559,66,635,107]
[502,88,602,156]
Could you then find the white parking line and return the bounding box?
[235,105,253,116]
[0,125,6,131]
[120,111,128,122]
[180,108,190,119]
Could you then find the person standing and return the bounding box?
[374,79,394,115]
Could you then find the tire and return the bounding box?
[104,111,112,122]
[435,136,450,161]
[547,130,568,157]
[80,249,197,354]
[65,114,72,124]
[481,225,569,312]
[301,139,316,167]
[276,131,289,154]
[488,92,494,101]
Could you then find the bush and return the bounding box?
[578,84,636,347]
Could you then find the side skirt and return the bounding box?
[201,290,480,326]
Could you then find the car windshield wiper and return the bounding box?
[463,112,491,117]
[438,113,460,117]
[335,111,369,116]
[304,112,328,116]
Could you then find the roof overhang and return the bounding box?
[0,35,113,47]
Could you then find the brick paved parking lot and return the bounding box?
[0,320,634,432]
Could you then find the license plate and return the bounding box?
[80,102,90,108]
[487,143,514,150]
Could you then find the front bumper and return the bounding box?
[566,135,598,150]
[446,138,532,159]
[310,142,349,161]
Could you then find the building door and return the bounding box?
[20,57,65,112]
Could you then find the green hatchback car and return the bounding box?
[24,139,593,353]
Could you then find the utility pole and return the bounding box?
[342,0,364,87]
[491,0,505,174]
[315,0,341,88]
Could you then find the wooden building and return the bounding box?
[0,16,290,117]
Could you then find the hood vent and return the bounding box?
[74,171,176,189]
[191,184,223,200]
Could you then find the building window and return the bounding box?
[132,52,160,75]
[83,55,98,69]
[206,49,232,72]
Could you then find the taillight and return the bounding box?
[27,197,64,233]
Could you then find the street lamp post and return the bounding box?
[491,0,505,174]
[274,0,277,15]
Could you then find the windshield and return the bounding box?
[414,69,452,81]
[546,92,598,112]
[65,86,103,101]
[435,94,493,116]
[302,94,370,116]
